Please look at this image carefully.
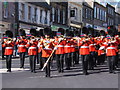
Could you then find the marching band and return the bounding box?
[1,27,120,77]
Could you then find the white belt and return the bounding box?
[6,47,13,49]
[107,47,116,49]
[18,45,25,47]
[89,44,94,46]
[99,46,105,50]
[57,45,64,47]
[101,53,105,55]
[43,48,52,50]
[29,47,37,49]
[71,45,75,47]
[81,46,89,48]
[64,46,71,47]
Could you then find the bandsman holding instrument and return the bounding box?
[2,30,14,72]
[26,28,38,73]
[16,29,27,69]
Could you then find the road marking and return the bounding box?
[0,68,30,73]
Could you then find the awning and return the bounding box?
[51,25,69,31]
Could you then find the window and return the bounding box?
[91,11,93,20]
[52,7,55,22]
[3,2,8,18]
[45,11,47,24]
[97,8,99,19]
[21,3,25,20]
[94,7,97,18]
[58,8,60,23]
[105,11,106,22]
[40,9,42,23]
[79,9,81,21]
[28,6,31,20]
[85,9,87,18]
[75,8,78,20]
[99,9,101,20]
[63,10,65,24]
[34,8,37,22]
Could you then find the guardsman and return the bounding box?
[42,35,54,77]
[78,34,91,75]
[16,29,27,68]
[54,36,65,73]
[97,31,107,65]
[106,37,118,73]
[26,36,38,73]
[41,28,54,77]
[89,36,97,69]
[2,30,14,72]
[64,37,72,70]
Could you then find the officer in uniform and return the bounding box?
[26,28,38,73]
[42,28,54,77]
[54,35,65,73]
[106,30,119,73]
[64,30,72,70]
[2,30,14,72]
[78,27,91,75]
[16,29,27,68]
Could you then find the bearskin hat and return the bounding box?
[30,28,37,36]
[5,30,13,38]
[100,30,106,36]
[19,29,26,36]
[58,28,64,35]
[43,27,52,36]
[82,27,89,35]
[88,27,94,37]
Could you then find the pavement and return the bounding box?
[0,57,119,88]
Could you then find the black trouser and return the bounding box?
[74,51,79,64]
[89,52,96,69]
[2,47,5,59]
[65,53,71,69]
[19,52,25,68]
[56,54,64,72]
[71,52,75,66]
[42,57,50,77]
[29,55,36,72]
[6,55,12,71]
[107,56,116,73]
[81,55,89,74]
[38,52,43,69]
[97,54,105,65]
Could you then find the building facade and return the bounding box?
[82,2,94,28]
[68,2,83,33]
[50,2,68,32]
[93,2,107,31]
[18,2,51,34]
[106,3,115,27]
[115,12,120,30]
[0,2,15,37]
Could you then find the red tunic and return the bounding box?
[26,40,38,55]
[16,39,27,53]
[79,40,91,55]
[55,40,65,54]
[2,41,14,55]
[42,41,53,58]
